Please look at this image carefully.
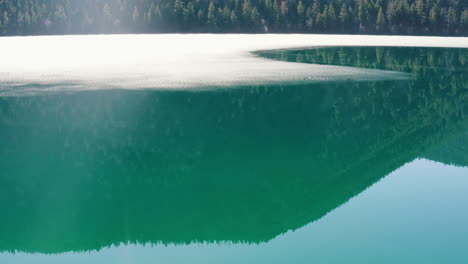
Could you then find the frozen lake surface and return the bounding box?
[0,34,467,95]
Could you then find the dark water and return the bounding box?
[0,47,467,263]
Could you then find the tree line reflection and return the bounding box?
[0,47,466,253]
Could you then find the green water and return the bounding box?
[0,46,467,263]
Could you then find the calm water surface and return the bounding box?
[0,46,467,263]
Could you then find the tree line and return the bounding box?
[0,0,467,36]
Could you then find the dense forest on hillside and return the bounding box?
[0,0,466,36]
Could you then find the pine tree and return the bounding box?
[222,5,231,26]
[197,9,205,24]
[446,7,457,31]
[376,7,385,31]
[410,3,417,25]
[306,6,313,20]
[439,7,447,29]
[297,1,305,17]
[315,12,322,29]
[185,2,195,23]
[429,6,438,26]
[321,5,329,28]
[250,7,260,25]
[328,5,337,30]
[230,10,237,25]
[415,0,426,25]
[217,7,224,25]
[242,0,252,19]
[280,1,288,17]
[297,0,305,27]
[306,7,314,29]
[358,0,369,27]
[208,1,216,28]
[461,10,468,27]
[311,0,320,18]
[387,1,396,24]
[174,0,185,18]
[339,3,349,25]
[273,0,280,26]
[401,0,411,24]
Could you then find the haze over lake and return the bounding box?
[0,35,467,264]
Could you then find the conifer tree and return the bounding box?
[358,0,369,27]
[230,10,237,25]
[462,10,468,27]
[174,0,184,20]
[315,12,322,30]
[197,9,205,24]
[207,1,216,28]
[387,1,396,24]
[185,2,195,23]
[339,3,349,25]
[321,5,329,28]
[273,0,280,26]
[305,7,314,29]
[446,7,456,31]
[377,7,385,31]
[242,0,252,18]
[328,4,337,30]
[280,1,288,17]
[250,7,259,25]
[311,0,320,19]
[429,6,438,26]
[297,0,304,28]
[410,3,417,25]
[415,0,426,25]
[222,5,231,26]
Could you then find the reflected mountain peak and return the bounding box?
[0,46,466,254]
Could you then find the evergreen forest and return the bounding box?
[0,0,467,36]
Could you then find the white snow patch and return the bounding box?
[0,34,466,96]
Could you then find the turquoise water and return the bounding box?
[0,46,467,263]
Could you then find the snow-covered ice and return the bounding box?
[0,34,466,96]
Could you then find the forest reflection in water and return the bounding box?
[0,47,466,254]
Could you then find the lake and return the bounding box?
[0,35,467,263]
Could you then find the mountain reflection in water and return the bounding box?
[0,47,466,254]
